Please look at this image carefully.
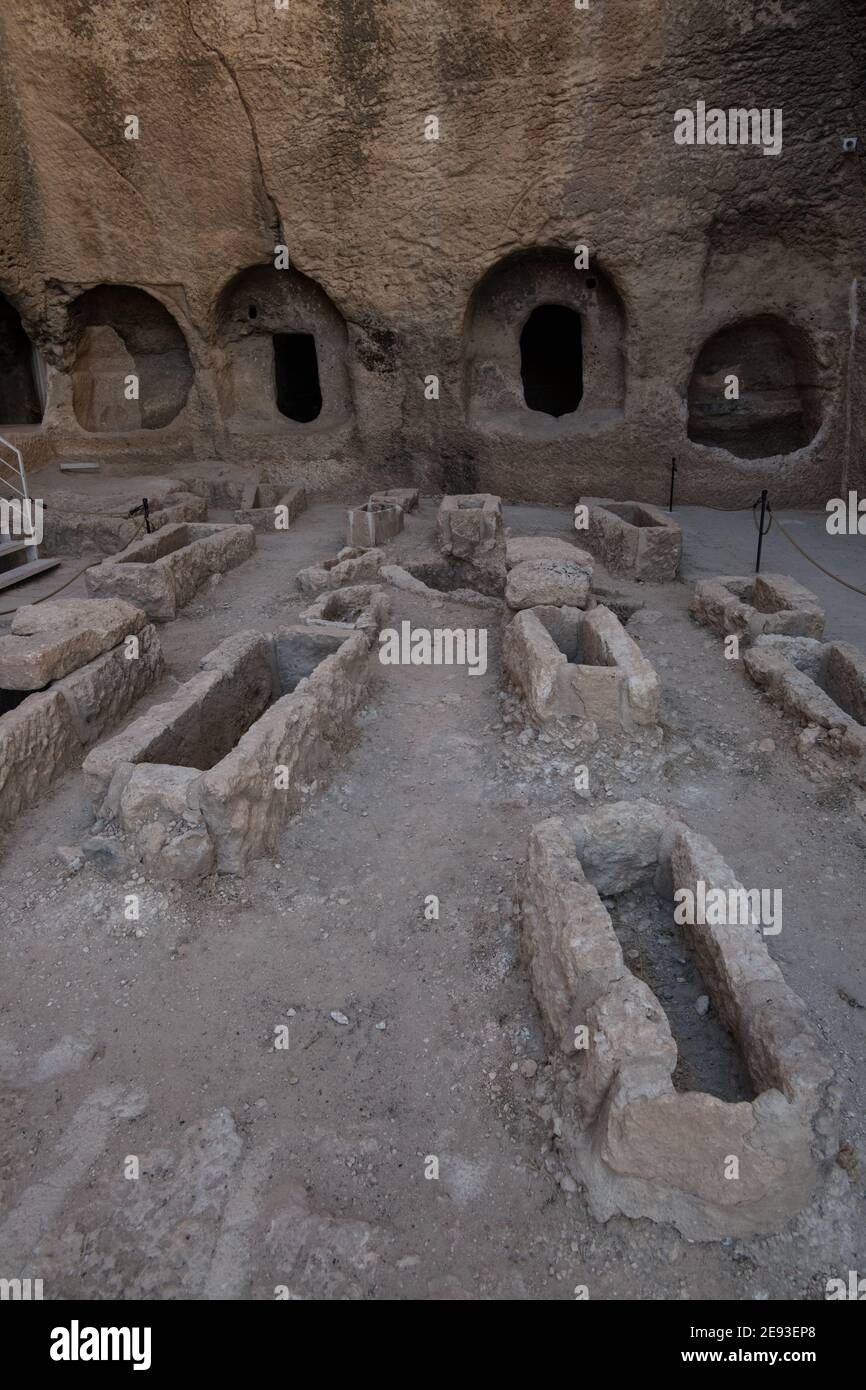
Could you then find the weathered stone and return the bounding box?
[436,494,506,595]
[154,826,216,880]
[234,483,306,530]
[582,500,682,581]
[522,818,625,1053]
[296,547,384,596]
[0,7,856,505]
[502,603,660,733]
[299,584,390,645]
[744,635,866,782]
[0,689,83,825]
[196,628,370,874]
[369,487,419,513]
[53,623,165,744]
[578,974,676,1125]
[379,563,444,600]
[82,631,274,803]
[519,802,840,1239]
[345,502,403,547]
[84,522,256,620]
[506,536,593,570]
[120,764,202,831]
[0,597,147,689]
[505,558,591,611]
[573,799,681,895]
[0,622,163,826]
[691,573,824,643]
[84,625,371,877]
[41,488,207,557]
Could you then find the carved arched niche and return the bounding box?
[0,290,44,425]
[463,249,626,435]
[687,315,822,459]
[217,265,351,432]
[69,286,193,433]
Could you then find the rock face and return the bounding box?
[519,804,841,1240]
[0,4,861,503]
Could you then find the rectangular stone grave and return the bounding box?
[503,603,660,733]
[520,801,840,1239]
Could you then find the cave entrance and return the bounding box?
[0,295,43,425]
[687,316,819,459]
[520,304,583,417]
[274,333,322,423]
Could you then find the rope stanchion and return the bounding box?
[750,492,866,598]
[754,489,770,573]
[0,516,146,617]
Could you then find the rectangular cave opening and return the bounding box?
[605,884,755,1102]
[274,333,322,423]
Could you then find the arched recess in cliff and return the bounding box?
[69,286,193,433]
[687,315,822,459]
[216,265,352,432]
[463,248,626,434]
[0,292,44,425]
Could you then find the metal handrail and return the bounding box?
[0,432,28,502]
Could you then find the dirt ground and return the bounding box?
[0,497,864,1300]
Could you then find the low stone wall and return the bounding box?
[296,546,384,596]
[233,482,306,531]
[503,603,660,733]
[0,598,163,826]
[299,584,391,640]
[519,801,840,1239]
[691,573,824,643]
[436,493,506,595]
[41,490,207,557]
[581,499,682,581]
[83,614,380,877]
[743,635,866,783]
[84,521,256,620]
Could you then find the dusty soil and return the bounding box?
[0,499,863,1300]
